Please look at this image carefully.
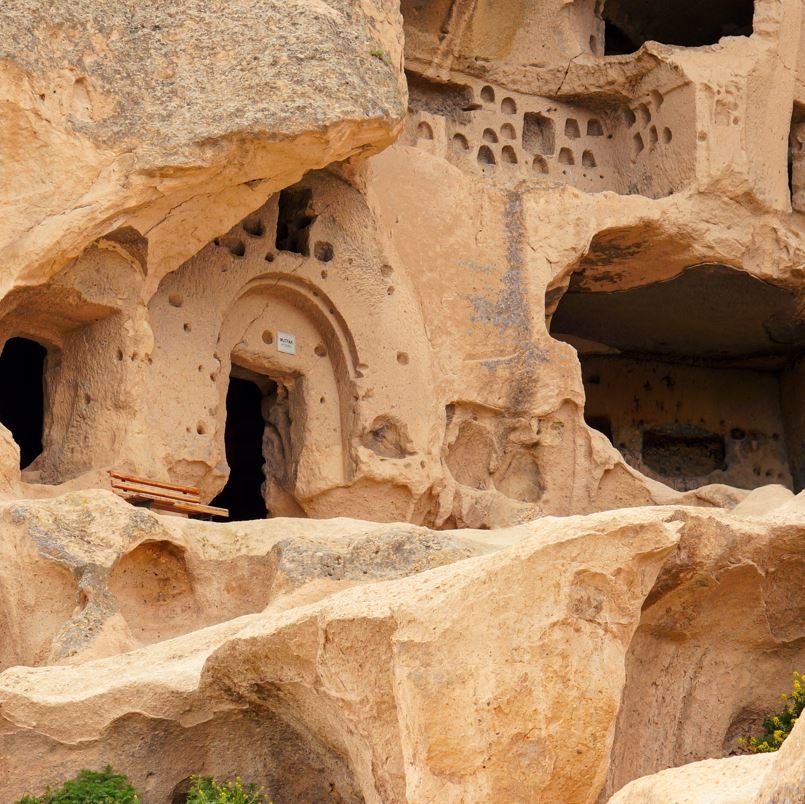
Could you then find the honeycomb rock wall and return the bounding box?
[1,1,803,527]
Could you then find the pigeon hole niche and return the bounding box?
[549,263,805,492]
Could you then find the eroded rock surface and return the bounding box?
[0,0,804,801]
[609,713,805,804]
[0,491,478,669]
[0,504,679,803]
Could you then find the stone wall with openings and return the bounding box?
[405,75,694,199]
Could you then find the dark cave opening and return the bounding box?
[602,0,754,54]
[211,375,271,521]
[0,337,47,469]
[275,188,315,256]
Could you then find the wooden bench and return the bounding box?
[109,471,229,519]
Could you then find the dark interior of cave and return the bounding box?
[0,337,47,469]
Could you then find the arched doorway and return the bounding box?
[0,337,48,469]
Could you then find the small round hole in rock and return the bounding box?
[397,351,409,365]
[501,145,518,164]
[500,123,516,140]
[451,133,470,152]
[480,85,495,103]
[243,218,265,237]
[183,323,191,332]
[314,344,327,357]
[196,422,207,435]
[387,286,395,295]
[168,293,183,308]
[262,331,273,344]
[265,252,275,262]
[314,241,334,262]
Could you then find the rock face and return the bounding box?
[0,0,405,294]
[609,713,805,804]
[1,495,804,802]
[0,0,804,802]
[0,504,680,803]
[0,491,476,669]
[0,0,803,526]
[603,504,805,797]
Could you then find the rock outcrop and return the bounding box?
[1,503,679,803]
[1,494,804,802]
[0,0,804,801]
[0,491,478,669]
[609,713,805,803]
[0,0,802,526]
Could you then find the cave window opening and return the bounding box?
[549,263,804,491]
[275,187,315,256]
[211,373,271,521]
[602,0,754,54]
[0,337,47,469]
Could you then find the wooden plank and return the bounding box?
[111,480,200,504]
[109,470,200,495]
[152,500,229,517]
[115,490,228,518]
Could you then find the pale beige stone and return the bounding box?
[0,504,679,803]
[0,1,804,802]
[609,715,805,804]
[603,506,805,797]
[607,754,775,804]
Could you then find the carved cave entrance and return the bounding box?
[0,337,48,469]
[549,264,805,491]
[212,365,300,521]
[601,0,754,54]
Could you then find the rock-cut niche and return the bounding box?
[549,261,805,491]
[600,0,754,54]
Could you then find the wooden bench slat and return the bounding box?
[109,470,228,519]
[111,480,200,504]
[151,500,229,517]
[109,471,200,495]
[116,491,228,518]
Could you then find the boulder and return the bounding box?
[0,506,679,803]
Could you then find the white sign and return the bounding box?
[277,331,296,355]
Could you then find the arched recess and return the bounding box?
[549,258,805,492]
[214,273,361,517]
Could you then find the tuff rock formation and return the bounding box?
[0,0,804,801]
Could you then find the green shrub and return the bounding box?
[739,670,804,753]
[184,776,270,804]
[16,767,139,803]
